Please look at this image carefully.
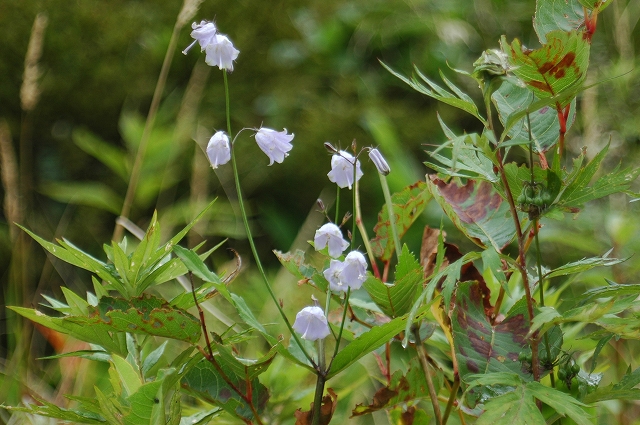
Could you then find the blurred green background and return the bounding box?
[1,0,640,422]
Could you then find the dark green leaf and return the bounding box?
[363,244,422,317]
[533,0,585,44]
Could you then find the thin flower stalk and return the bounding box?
[354,179,381,280]
[223,70,315,367]
[379,172,401,261]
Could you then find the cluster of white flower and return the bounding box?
[327,148,391,189]
[186,21,294,168]
[183,20,239,71]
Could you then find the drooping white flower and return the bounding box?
[368,148,390,176]
[314,223,349,258]
[206,131,231,168]
[338,251,368,290]
[204,34,240,71]
[327,151,363,189]
[183,20,218,54]
[254,127,294,165]
[293,306,330,341]
[323,259,345,292]
[191,20,218,49]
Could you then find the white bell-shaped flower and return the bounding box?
[206,131,231,169]
[190,20,218,50]
[254,127,294,165]
[327,151,363,189]
[314,223,349,258]
[338,251,368,290]
[204,34,240,71]
[293,306,330,341]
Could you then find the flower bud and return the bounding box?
[368,148,390,175]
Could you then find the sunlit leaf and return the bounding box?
[504,30,590,105]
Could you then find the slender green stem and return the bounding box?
[329,288,351,365]
[334,185,340,224]
[380,173,401,260]
[412,325,442,425]
[223,70,315,367]
[355,179,381,279]
[311,372,327,425]
[442,376,460,425]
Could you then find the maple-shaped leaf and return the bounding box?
[503,30,590,106]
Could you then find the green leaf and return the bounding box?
[543,253,623,280]
[274,249,329,292]
[181,355,269,422]
[533,0,585,44]
[363,245,422,317]
[173,245,223,284]
[427,134,499,182]
[111,354,142,397]
[351,358,438,416]
[427,176,522,251]
[39,181,123,214]
[77,295,202,343]
[452,282,530,380]
[2,395,105,424]
[370,181,432,261]
[215,342,279,381]
[476,386,544,425]
[492,78,576,153]
[327,305,429,379]
[556,144,640,211]
[381,61,486,124]
[527,381,593,425]
[504,30,590,105]
[142,341,168,378]
[73,128,129,180]
[8,306,128,355]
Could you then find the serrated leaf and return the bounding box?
[215,342,279,381]
[427,134,499,182]
[181,355,269,422]
[534,0,585,44]
[543,254,623,280]
[492,78,576,153]
[3,395,106,424]
[76,294,202,343]
[476,386,544,425]
[452,282,530,380]
[527,381,592,425]
[381,61,486,124]
[9,306,128,355]
[327,305,429,379]
[370,181,431,261]
[557,144,640,211]
[363,245,422,317]
[427,176,522,251]
[504,30,590,105]
[351,358,436,416]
